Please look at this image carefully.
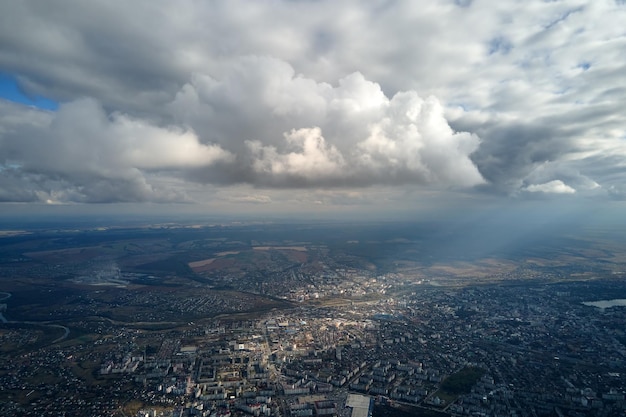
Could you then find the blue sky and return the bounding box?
[0,73,58,111]
[0,0,625,219]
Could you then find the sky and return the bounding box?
[0,0,625,221]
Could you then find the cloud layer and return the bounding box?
[0,0,625,206]
[1,59,485,201]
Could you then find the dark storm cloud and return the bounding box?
[469,123,569,193]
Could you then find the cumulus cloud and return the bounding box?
[22,99,230,172]
[171,59,484,189]
[0,60,485,203]
[0,99,231,203]
[357,92,483,187]
[525,180,576,194]
[247,127,346,185]
[0,1,625,206]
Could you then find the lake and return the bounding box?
[583,299,626,309]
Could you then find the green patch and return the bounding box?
[71,361,100,385]
[438,366,486,399]
[434,390,457,405]
[373,404,449,417]
[123,400,172,416]
[0,323,65,354]
[24,372,62,386]
[134,257,193,275]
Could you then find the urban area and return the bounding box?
[1,223,626,417]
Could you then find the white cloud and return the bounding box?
[170,59,484,188]
[225,194,272,204]
[247,127,346,182]
[525,180,576,194]
[357,92,484,187]
[0,0,625,207]
[0,99,231,203]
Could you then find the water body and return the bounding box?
[0,291,70,342]
[50,325,71,343]
[0,292,10,323]
[583,299,626,309]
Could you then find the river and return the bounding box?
[0,291,70,343]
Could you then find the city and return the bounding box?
[1,221,626,416]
